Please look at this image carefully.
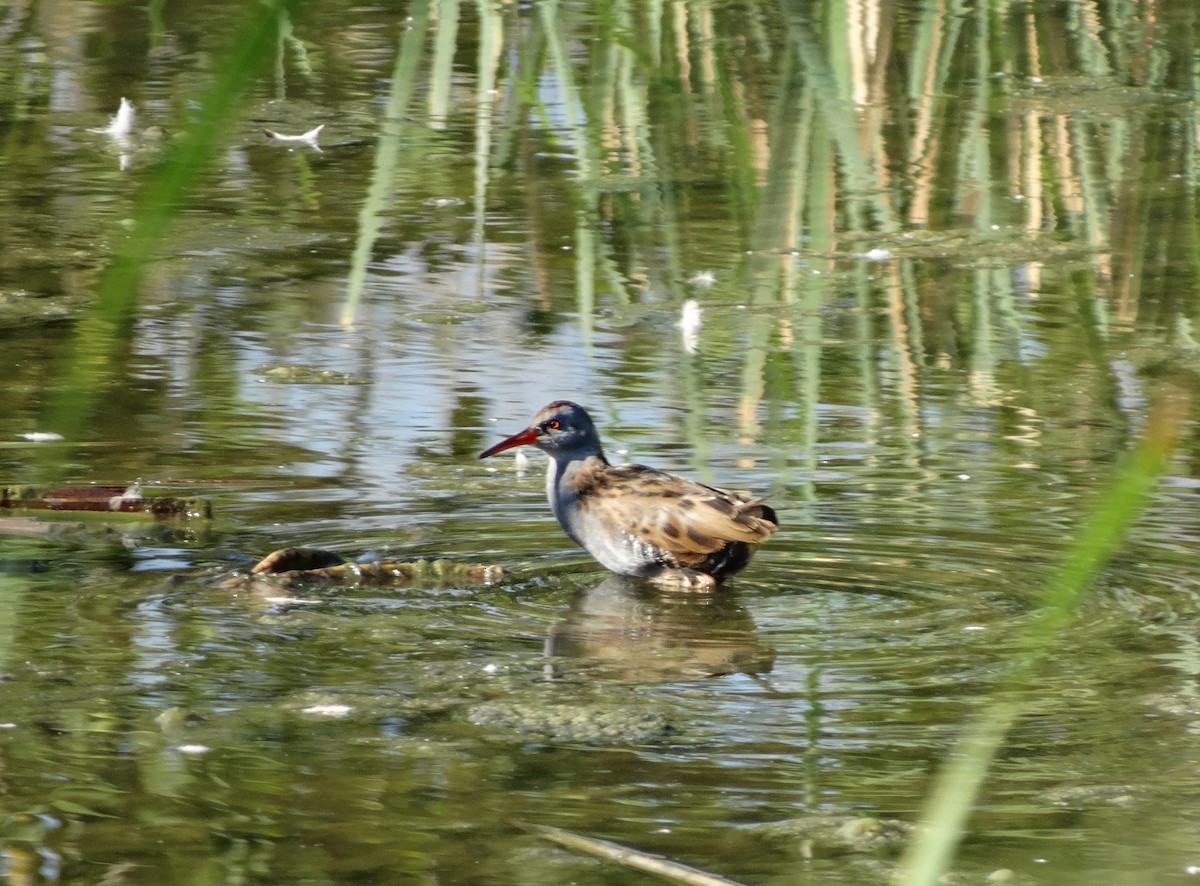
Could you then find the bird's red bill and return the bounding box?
[479,427,538,459]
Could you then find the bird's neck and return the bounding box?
[546,447,607,484]
[545,449,608,531]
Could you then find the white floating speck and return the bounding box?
[263,595,321,606]
[859,248,893,262]
[89,97,136,137]
[0,723,15,729]
[964,625,985,631]
[482,663,499,674]
[958,474,971,480]
[678,299,702,354]
[688,270,716,288]
[176,744,210,755]
[302,704,352,717]
[263,123,325,151]
[513,447,531,476]
[109,482,144,510]
[21,432,64,442]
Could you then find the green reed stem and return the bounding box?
[897,395,1188,886]
[47,0,295,440]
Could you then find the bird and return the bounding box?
[479,401,778,588]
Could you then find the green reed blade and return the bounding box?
[897,395,1188,886]
[341,0,432,328]
[46,0,296,441]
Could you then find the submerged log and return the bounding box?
[252,547,347,573]
[219,547,504,590]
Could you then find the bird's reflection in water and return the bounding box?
[544,575,775,682]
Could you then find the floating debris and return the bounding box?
[261,595,323,607]
[89,97,136,137]
[513,447,531,476]
[1038,783,1138,809]
[109,481,143,510]
[301,704,353,718]
[263,123,325,151]
[88,97,138,169]
[19,432,64,443]
[858,247,894,262]
[688,270,716,287]
[1,485,212,520]
[258,364,367,385]
[222,547,504,590]
[678,299,702,354]
[468,701,673,744]
[531,824,742,886]
[751,814,913,857]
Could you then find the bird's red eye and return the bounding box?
[547,419,560,430]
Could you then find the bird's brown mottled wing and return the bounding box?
[577,464,778,566]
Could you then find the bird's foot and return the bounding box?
[647,568,718,592]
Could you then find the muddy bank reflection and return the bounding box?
[543,576,775,683]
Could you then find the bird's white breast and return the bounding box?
[545,457,673,576]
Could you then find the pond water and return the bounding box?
[1,0,1199,883]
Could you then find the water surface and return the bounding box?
[1,1,1199,883]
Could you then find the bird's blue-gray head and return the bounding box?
[479,400,605,461]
